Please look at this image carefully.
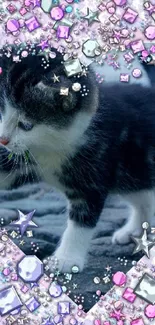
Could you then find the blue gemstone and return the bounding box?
[65,5,73,13]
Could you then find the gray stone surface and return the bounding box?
[0,182,151,310]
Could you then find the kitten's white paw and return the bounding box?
[112,228,131,244]
[49,247,85,273]
[112,225,142,244]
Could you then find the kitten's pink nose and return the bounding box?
[0,137,10,145]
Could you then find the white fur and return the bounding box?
[112,189,155,244]
[1,97,97,192]
[51,219,96,272]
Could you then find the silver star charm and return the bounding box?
[131,223,154,258]
[52,74,60,83]
[83,8,100,25]
[10,210,38,237]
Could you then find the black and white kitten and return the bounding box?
[0,46,155,272]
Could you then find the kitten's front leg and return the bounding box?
[50,195,104,273]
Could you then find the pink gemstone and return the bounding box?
[141,50,149,58]
[150,45,155,53]
[21,50,28,58]
[57,25,70,39]
[98,3,106,11]
[94,320,101,325]
[3,268,11,276]
[130,40,145,54]
[7,19,20,32]
[117,321,124,325]
[108,7,116,14]
[50,6,64,21]
[124,52,134,62]
[106,1,115,8]
[112,272,127,286]
[122,287,136,303]
[7,4,17,14]
[18,19,25,27]
[114,300,124,310]
[132,68,142,78]
[123,7,138,24]
[145,305,155,318]
[131,318,144,325]
[113,0,127,5]
[103,322,111,325]
[11,273,18,281]
[144,25,155,40]
[21,285,29,293]
[19,7,28,16]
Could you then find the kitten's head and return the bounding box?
[0,46,98,157]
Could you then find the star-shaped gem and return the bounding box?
[52,74,60,83]
[83,8,100,25]
[131,227,154,258]
[105,265,112,272]
[73,283,78,289]
[10,210,38,237]
[30,0,40,8]
[19,240,25,246]
[41,317,54,325]
[37,40,49,51]
[81,69,88,77]
[110,310,124,321]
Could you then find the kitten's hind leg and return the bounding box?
[112,190,155,245]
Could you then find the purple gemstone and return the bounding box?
[150,45,155,53]
[21,285,29,293]
[57,25,70,39]
[123,7,138,24]
[0,286,23,316]
[17,255,43,283]
[7,4,17,14]
[7,19,20,32]
[19,7,28,16]
[3,268,11,276]
[11,273,18,281]
[54,315,63,324]
[50,6,64,21]
[57,301,70,315]
[25,16,41,31]
[49,282,62,298]
[25,296,40,312]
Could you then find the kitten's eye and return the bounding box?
[18,121,33,131]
